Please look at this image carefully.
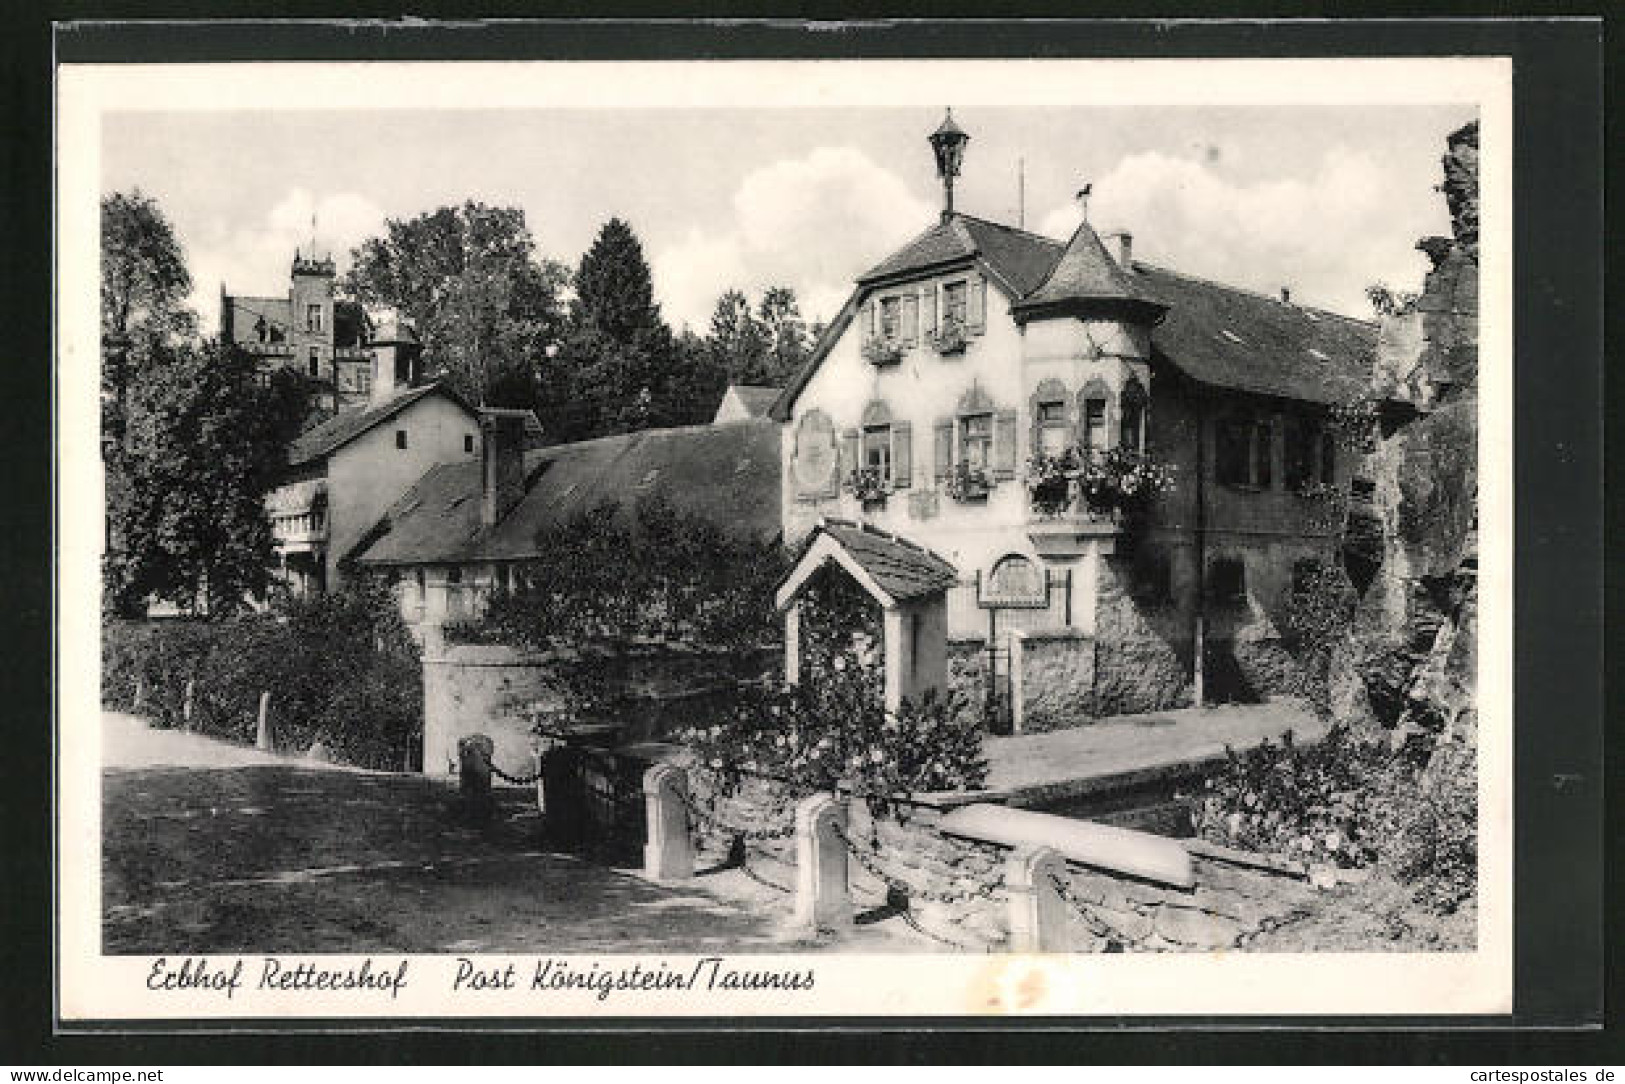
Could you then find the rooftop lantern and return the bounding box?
[929,108,970,220]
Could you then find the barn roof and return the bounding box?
[353,418,781,566]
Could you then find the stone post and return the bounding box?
[1005,845,1068,952]
[1008,631,1027,734]
[642,764,694,881]
[255,691,273,751]
[458,733,495,825]
[792,793,851,931]
[182,679,195,730]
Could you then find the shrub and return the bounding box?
[1189,726,1478,914]
[452,493,787,652]
[678,568,987,821]
[100,579,422,770]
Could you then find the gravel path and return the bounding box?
[101,713,927,955]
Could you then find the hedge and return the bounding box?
[103,581,423,770]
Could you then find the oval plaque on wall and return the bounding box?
[792,409,838,497]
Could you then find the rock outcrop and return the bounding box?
[1340,121,1479,751]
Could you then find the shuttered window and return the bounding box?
[863,424,892,481]
[960,413,993,471]
[880,297,901,340]
[993,409,1018,479]
[943,280,967,329]
[933,420,954,481]
[892,421,912,488]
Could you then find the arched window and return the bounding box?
[1031,378,1071,457]
[843,400,912,489]
[1077,378,1112,453]
[1119,377,1148,452]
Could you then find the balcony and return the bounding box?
[1026,491,1123,557]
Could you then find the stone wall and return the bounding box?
[421,640,779,778]
[1011,631,1095,733]
[685,771,1323,952]
[1091,552,1192,716]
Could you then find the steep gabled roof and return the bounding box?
[720,385,782,418]
[286,383,475,468]
[353,418,781,566]
[856,213,1063,298]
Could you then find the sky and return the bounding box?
[101,103,1475,335]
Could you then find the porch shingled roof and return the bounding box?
[798,519,960,604]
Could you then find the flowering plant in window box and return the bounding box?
[945,460,992,502]
[861,338,905,367]
[928,318,968,356]
[1024,449,1083,517]
[844,466,890,505]
[1079,446,1175,517]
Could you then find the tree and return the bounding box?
[343,201,569,409]
[540,218,722,441]
[101,191,197,451]
[105,340,314,617]
[756,286,813,386]
[703,285,812,388]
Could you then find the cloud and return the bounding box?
[185,188,388,330]
[651,146,933,333]
[1038,148,1440,317]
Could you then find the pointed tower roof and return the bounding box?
[1010,219,1167,324]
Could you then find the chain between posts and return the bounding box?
[677,786,797,843]
[1044,869,1120,941]
[473,745,546,787]
[829,820,1004,908]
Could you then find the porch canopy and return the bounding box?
[775,519,957,711]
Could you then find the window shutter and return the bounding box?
[934,419,954,481]
[1029,392,1043,458]
[968,274,987,333]
[892,421,912,488]
[922,286,937,335]
[862,301,875,342]
[993,409,1019,479]
[901,294,919,345]
[840,428,860,482]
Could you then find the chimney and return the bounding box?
[481,412,527,527]
[1104,229,1133,270]
[1280,287,1293,304]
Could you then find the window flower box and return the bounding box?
[928,319,968,356]
[844,466,890,506]
[1025,446,1174,520]
[862,338,905,367]
[945,460,992,503]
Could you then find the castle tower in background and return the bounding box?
[220,246,381,413]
